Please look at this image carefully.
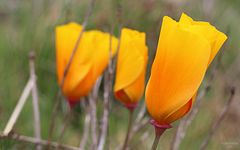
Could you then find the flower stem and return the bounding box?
[122,109,134,150]
[151,134,160,150]
[150,120,172,150]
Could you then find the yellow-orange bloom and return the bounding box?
[56,22,118,103]
[114,28,148,109]
[145,13,227,125]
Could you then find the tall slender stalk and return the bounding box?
[3,79,33,135]
[47,0,96,144]
[151,132,161,150]
[150,120,171,150]
[56,108,73,149]
[97,27,114,150]
[122,109,134,150]
[29,51,42,150]
[79,100,91,149]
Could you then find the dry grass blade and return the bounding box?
[89,76,102,149]
[3,79,34,135]
[29,51,42,150]
[97,31,113,150]
[47,0,97,143]
[0,132,81,150]
[79,100,91,149]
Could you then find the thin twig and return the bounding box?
[135,104,146,124]
[122,110,134,150]
[140,131,150,143]
[97,27,114,150]
[29,51,42,150]
[200,87,236,150]
[47,90,62,144]
[127,103,147,142]
[79,100,91,149]
[131,129,150,148]
[89,94,97,149]
[129,118,149,141]
[89,77,102,149]
[60,0,95,87]
[3,79,34,135]
[0,132,81,150]
[121,119,149,150]
[48,0,96,143]
[56,107,73,149]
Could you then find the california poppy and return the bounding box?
[114,28,148,110]
[145,13,227,126]
[56,22,118,105]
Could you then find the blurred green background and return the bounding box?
[0,0,239,149]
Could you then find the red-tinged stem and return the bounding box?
[68,100,79,109]
[150,120,172,150]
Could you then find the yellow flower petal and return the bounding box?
[56,22,92,97]
[145,16,211,124]
[88,30,118,80]
[114,28,148,106]
[164,99,193,124]
[180,13,227,65]
[56,22,118,101]
[164,92,197,123]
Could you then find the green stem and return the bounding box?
[150,120,171,150]
[151,127,164,150]
[122,109,134,150]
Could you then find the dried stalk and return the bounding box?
[129,118,149,141]
[60,0,96,87]
[122,110,134,150]
[56,108,73,149]
[47,90,62,144]
[79,101,91,149]
[97,28,114,150]
[29,51,42,150]
[89,97,97,149]
[3,79,34,135]
[128,103,148,140]
[0,132,81,150]
[200,87,236,150]
[48,0,96,142]
[89,77,102,149]
[135,104,146,124]
[119,103,147,146]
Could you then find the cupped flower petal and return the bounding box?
[114,28,148,108]
[145,14,227,125]
[179,13,227,65]
[56,22,118,101]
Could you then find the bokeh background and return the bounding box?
[0,0,239,149]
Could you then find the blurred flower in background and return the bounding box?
[114,28,148,110]
[56,22,118,105]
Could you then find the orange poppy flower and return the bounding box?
[145,13,227,125]
[114,28,148,110]
[56,22,118,105]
